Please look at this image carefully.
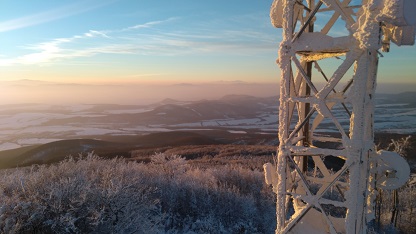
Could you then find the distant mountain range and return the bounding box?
[0,92,415,148]
[0,92,414,169]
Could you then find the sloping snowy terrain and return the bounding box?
[0,93,415,151]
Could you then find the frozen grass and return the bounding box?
[0,144,414,233]
[0,154,161,233]
[0,153,275,234]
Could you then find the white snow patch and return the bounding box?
[17,138,62,145]
[75,128,123,136]
[64,104,94,112]
[121,126,171,132]
[375,103,409,107]
[175,128,213,131]
[104,108,152,114]
[0,113,71,129]
[228,130,247,134]
[0,142,21,151]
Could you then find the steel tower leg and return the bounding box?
[267,0,412,233]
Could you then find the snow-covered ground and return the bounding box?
[0,95,414,151]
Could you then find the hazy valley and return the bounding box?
[0,90,415,233]
[0,92,415,170]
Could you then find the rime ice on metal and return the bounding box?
[265,0,415,233]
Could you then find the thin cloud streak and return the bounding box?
[0,0,116,32]
[0,15,279,66]
[122,17,179,31]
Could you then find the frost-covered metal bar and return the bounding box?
[275,0,296,231]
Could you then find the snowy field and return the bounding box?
[0,94,415,151]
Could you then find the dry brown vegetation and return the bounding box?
[130,144,275,169]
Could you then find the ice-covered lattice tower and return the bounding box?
[264,0,415,233]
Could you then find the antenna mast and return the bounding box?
[265,0,415,233]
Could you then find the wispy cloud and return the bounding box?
[0,14,279,66]
[0,0,116,32]
[0,18,172,66]
[122,17,178,31]
[84,30,111,38]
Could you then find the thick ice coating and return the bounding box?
[270,0,414,233]
[270,0,284,28]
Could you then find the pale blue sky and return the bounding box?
[0,0,415,88]
[0,0,281,84]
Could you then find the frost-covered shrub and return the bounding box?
[0,152,276,234]
[374,136,416,234]
[0,153,161,234]
[147,155,276,233]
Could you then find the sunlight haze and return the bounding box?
[0,0,415,104]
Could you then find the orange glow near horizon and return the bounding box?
[0,0,415,106]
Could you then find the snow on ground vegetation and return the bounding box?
[0,153,276,234]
